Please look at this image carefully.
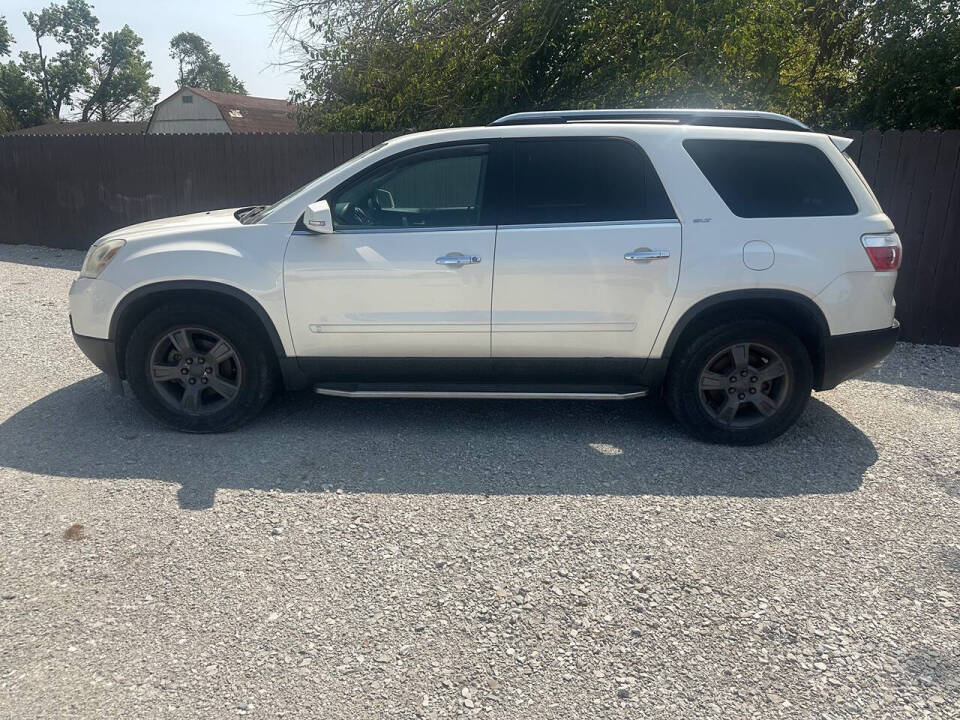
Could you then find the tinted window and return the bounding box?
[684,139,857,218]
[331,145,488,229]
[510,138,675,224]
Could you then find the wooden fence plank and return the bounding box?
[845,130,863,164]
[890,131,940,339]
[914,131,960,343]
[857,131,884,188]
[873,131,903,209]
[928,134,960,346]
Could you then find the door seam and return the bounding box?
[489,225,498,357]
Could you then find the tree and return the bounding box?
[19,0,100,120]
[845,0,960,129]
[1,15,46,131]
[0,15,11,131]
[1,3,160,129]
[0,15,12,57]
[266,0,959,132]
[80,26,159,121]
[169,32,247,94]
[0,62,47,129]
[265,0,853,131]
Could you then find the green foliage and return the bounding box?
[170,32,247,94]
[0,14,46,131]
[0,15,12,57]
[846,0,960,129]
[0,2,160,129]
[20,0,100,119]
[0,61,47,129]
[81,26,159,121]
[268,0,959,131]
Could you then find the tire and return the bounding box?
[665,320,812,445]
[124,303,276,433]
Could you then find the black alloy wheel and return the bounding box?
[148,327,243,415]
[665,320,812,445]
[125,304,276,432]
[696,342,789,428]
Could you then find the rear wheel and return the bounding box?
[665,320,812,445]
[124,304,276,432]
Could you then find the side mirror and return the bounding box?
[303,200,334,234]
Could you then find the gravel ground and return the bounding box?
[1,243,958,719]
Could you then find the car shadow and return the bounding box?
[0,375,877,510]
[0,245,82,271]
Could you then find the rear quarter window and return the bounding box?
[683,139,858,218]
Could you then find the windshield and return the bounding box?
[242,142,391,224]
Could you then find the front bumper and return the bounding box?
[71,315,122,391]
[817,320,899,390]
[69,276,123,339]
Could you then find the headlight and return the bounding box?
[80,238,126,279]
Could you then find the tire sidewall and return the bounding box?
[124,305,275,433]
[667,321,812,445]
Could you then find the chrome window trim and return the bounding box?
[291,225,496,236]
[497,219,680,230]
[292,219,679,236]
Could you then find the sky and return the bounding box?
[3,0,299,109]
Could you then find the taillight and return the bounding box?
[861,233,902,271]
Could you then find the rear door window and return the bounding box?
[509,138,676,224]
[683,139,857,218]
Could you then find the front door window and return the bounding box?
[330,145,489,229]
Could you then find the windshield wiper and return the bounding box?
[238,205,268,224]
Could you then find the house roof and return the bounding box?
[186,87,299,133]
[4,121,149,136]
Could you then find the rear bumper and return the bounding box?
[71,316,120,378]
[817,320,899,390]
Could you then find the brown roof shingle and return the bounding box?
[4,121,148,136]
[187,88,299,134]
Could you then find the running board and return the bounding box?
[312,383,648,400]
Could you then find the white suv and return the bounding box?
[69,109,901,444]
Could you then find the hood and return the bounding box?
[102,207,243,241]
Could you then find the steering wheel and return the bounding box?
[350,202,373,225]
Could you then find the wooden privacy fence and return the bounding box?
[0,132,398,252]
[0,129,958,345]
[845,131,960,346]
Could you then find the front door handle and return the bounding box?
[436,253,481,266]
[624,249,670,262]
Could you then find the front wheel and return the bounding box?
[124,304,276,433]
[665,321,812,445]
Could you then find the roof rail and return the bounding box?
[489,109,811,132]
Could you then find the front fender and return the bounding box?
[98,225,295,356]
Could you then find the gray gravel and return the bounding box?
[1,243,958,719]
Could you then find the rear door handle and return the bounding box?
[624,250,670,262]
[436,254,481,266]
